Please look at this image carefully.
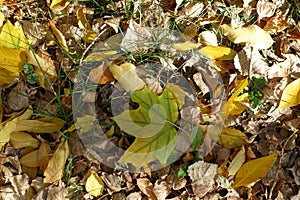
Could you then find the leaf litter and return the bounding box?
[0,0,299,199]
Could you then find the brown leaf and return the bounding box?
[38,141,52,171]
[264,14,289,34]
[256,0,276,20]
[136,178,157,200]
[89,63,114,84]
[20,150,39,167]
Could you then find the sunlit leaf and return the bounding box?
[226,79,249,117]
[278,78,300,109]
[114,86,179,169]
[218,128,247,148]
[220,24,273,49]
[49,0,70,12]
[172,41,200,51]
[228,147,245,176]
[198,46,237,60]
[49,21,69,52]
[85,170,105,197]
[0,46,26,77]
[0,20,29,50]
[233,154,277,188]
[109,63,145,92]
[44,138,69,183]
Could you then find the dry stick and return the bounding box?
[79,24,108,65]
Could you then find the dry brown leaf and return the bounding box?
[264,14,289,34]
[89,63,115,84]
[44,138,69,183]
[136,178,157,200]
[49,21,69,52]
[47,181,68,200]
[6,81,29,111]
[153,180,171,200]
[9,174,30,197]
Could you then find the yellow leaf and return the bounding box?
[49,0,70,12]
[20,150,40,167]
[10,131,40,148]
[233,154,277,188]
[0,68,17,85]
[76,115,97,133]
[0,94,2,123]
[83,30,96,43]
[0,12,4,27]
[166,83,186,109]
[0,46,26,76]
[115,86,178,169]
[226,79,249,117]
[14,117,65,133]
[109,63,145,92]
[85,170,105,197]
[44,138,69,183]
[218,127,247,148]
[220,24,273,49]
[0,121,17,149]
[77,7,91,30]
[278,78,300,109]
[49,21,69,52]
[83,51,118,63]
[172,41,200,51]
[0,20,29,50]
[198,46,237,60]
[38,141,52,171]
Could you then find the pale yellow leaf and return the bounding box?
[198,46,237,60]
[10,131,40,148]
[0,20,29,50]
[76,115,97,133]
[20,150,39,168]
[278,78,300,109]
[109,63,145,92]
[85,170,105,197]
[226,79,249,117]
[220,24,273,49]
[172,41,200,51]
[166,83,186,109]
[218,127,247,148]
[0,121,17,148]
[83,51,118,63]
[0,12,4,27]
[44,138,69,183]
[49,0,70,12]
[233,154,277,188]
[228,147,245,176]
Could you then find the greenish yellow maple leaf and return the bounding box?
[113,86,179,169]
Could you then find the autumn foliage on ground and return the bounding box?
[0,0,299,199]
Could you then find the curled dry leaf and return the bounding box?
[256,0,276,20]
[220,24,274,49]
[9,174,30,196]
[49,21,69,53]
[89,62,114,84]
[198,30,218,46]
[264,14,289,34]
[136,178,157,200]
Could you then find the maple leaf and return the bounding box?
[113,86,179,169]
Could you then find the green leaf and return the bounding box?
[24,63,33,74]
[252,76,266,89]
[191,126,202,151]
[177,164,188,178]
[114,86,179,169]
[26,73,39,85]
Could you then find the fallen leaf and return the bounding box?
[198,30,218,46]
[153,180,171,200]
[198,46,237,60]
[233,154,277,188]
[0,20,29,50]
[49,0,70,12]
[278,78,300,109]
[85,170,105,197]
[137,178,157,200]
[83,50,118,63]
[88,62,114,84]
[109,63,145,92]
[172,41,201,51]
[0,11,4,27]
[218,128,247,148]
[166,83,186,109]
[187,160,218,184]
[116,86,178,169]
[226,79,249,117]
[38,141,52,171]
[220,24,274,49]
[20,150,40,168]
[49,21,69,52]
[228,147,245,176]
[10,131,40,148]
[44,138,69,183]
[0,46,26,77]
[264,14,289,34]
[256,0,276,20]
[14,117,65,133]
[76,7,96,43]
[0,121,17,149]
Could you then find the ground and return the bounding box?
[0,0,299,199]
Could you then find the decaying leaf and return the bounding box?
[109,63,145,92]
[233,154,277,188]
[264,14,288,34]
[49,21,69,52]
[198,46,237,60]
[115,86,178,169]
[220,24,274,49]
[226,79,249,117]
[44,138,69,183]
[256,0,276,20]
[218,128,247,148]
[0,20,29,50]
[136,178,157,200]
[278,78,300,109]
[85,170,105,197]
[88,62,114,84]
[76,7,96,43]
